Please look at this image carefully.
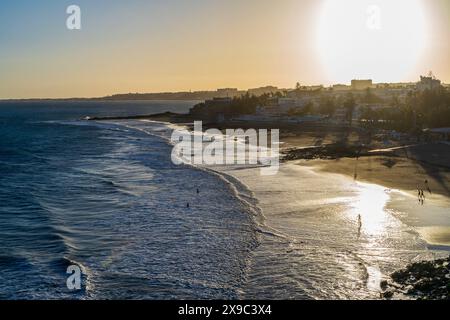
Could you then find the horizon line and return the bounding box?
[2,79,449,101]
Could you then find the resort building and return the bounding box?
[351,79,373,90]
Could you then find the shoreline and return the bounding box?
[90,112,450,198]
[215,160,447,299]
[216,160,450,299]
[93,118,263,299]
[94,114,450,246]
[94,114,450,299]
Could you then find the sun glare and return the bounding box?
[317,0,428,84]
[352,183,391,236]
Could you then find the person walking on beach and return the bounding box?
[417,187,426,205]
[419,190,425,205]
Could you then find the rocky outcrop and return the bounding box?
[381,256,450,300]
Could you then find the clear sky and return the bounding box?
[1,0,449,99]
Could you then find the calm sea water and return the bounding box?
[0,101,258,299]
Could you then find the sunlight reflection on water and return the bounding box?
[223,163,442,299]
[350,182,391,236]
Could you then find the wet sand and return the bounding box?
[299,156,450,246]
[220,162,446,299]
[304,155,450,198]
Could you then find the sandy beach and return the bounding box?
[306,155,450,198]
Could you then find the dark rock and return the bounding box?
[386,256,450,300]
[282,143,373,161]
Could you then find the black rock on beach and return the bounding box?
[381,256,450,300]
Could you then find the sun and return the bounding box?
[316,0,428,84]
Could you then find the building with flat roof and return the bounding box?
[351,79,373,90]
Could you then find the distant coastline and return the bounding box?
[0,97,205,102]
[0,90,246,102]
[3,80,449,102]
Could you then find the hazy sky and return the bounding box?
[1,0,449,98]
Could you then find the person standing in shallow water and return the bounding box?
[357,214,362,239]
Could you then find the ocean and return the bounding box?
[0,101,257,299]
